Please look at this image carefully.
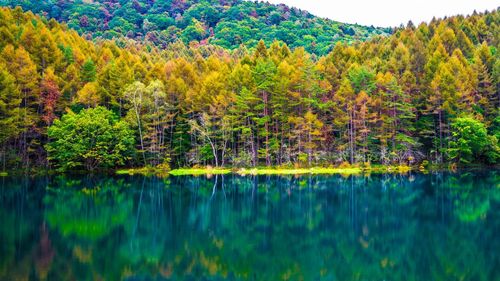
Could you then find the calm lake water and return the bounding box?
[0,171,499,281]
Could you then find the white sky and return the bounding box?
[262,0,499,27]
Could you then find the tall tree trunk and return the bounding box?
[349,109,354,164]
[263,91,270,166]
[208,138,219,167]
[134,107,147,166]
[308,128,312,166]
[438,109,443,163]
[251,127,257,167]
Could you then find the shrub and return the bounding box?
[46,107,135,171]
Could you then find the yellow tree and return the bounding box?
[76,82,101,108]
[334,78,355,163]
[0,67,21,170]
[289,111,324,166]
[1,45,40,163]
[354,91,372,163]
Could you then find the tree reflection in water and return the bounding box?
[0,171,498,280]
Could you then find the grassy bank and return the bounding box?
[116,166,170,177]
[169,168,232,176]
[4,164,495,177]
[116,167,232,176]
[131,165,413,177]
[236,167,362,175]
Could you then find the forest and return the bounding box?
[0,0,390,56]
[0,5,498,172]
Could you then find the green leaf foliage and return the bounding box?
[447,117,499,164]
[0,6,498,170]
[0,0,391,56]
[46,107,135,171]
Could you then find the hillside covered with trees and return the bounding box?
[0,0,390,56]
[0,6,498,172]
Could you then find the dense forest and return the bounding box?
[0,0,390,56]
[0,6,498,172]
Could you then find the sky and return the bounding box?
[263,0,499,27]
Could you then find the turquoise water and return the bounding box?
[0,171,499,280]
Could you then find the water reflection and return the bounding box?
[0,171,498,280]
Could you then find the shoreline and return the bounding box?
[2,164,497,177]
[118,165,413,177]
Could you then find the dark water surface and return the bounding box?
[0,171,499,281]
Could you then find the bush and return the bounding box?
[447,117,499,164]
[46,107,135,171]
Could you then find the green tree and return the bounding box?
[253,58,276,166]
[447,117,499,164]
[46,107,135,171]
[81,58,97,83]
[123,81,147,165]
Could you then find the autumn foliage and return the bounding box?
[0,6,498,170]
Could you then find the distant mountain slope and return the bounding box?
[0,0,391,55]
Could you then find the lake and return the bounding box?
[0,170,498,280]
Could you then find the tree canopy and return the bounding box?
[0,6,498,171]
[0,0,391,56]
[46,107,135,171]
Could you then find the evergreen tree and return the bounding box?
[81,58,97,83]
[0,67,21,169]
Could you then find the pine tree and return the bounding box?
[40,67,61,125]
[354,91,371,163]
[253,40,268,60]
[253,58,276,166]
[475,58,497,119]
[335,78,356,163]
[76,82,100,108]
[2,45,40,164]
[143,80,176,166]
[0,67,21,169]
[81,58,97,83]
